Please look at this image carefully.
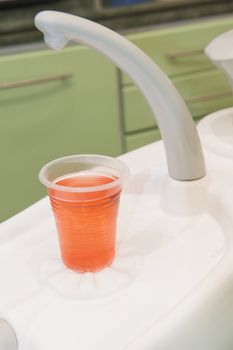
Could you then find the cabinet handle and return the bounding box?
[167,48,203,59]
[185,90,233,104]
[0,73,73,90]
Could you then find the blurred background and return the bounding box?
[1,0,233,44]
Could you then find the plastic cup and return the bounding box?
[39,154,129,273]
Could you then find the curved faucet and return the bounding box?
[35,11,206,181]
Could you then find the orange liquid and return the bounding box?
[48,173,121,272]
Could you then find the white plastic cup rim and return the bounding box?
[39,154,129,193]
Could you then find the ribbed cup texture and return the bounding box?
[48,174,121,272]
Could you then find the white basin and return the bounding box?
[197,107,233,160]
[1,141,233,350]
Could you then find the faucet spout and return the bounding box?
[35,11,206,181]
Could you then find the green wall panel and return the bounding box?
[0,46,122,221]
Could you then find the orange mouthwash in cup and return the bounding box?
[48,172,121,272]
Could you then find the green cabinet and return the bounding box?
[123,69,233,134]
[120,16,233,152]
[122,16,233,84]
[125,129,161,152]
[0,46,122,222]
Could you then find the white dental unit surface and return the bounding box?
[1,10,233,350]
[197,107,233,160]
[1,140,233,350]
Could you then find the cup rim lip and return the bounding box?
[39,154,129,193]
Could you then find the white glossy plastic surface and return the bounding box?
[3,14,233,350]
[34,11,205,181]
[1,141,233,350]
[198,107,233,159]
[205,28,233,62]
[0,320,17,350]
[205,29,233,91]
